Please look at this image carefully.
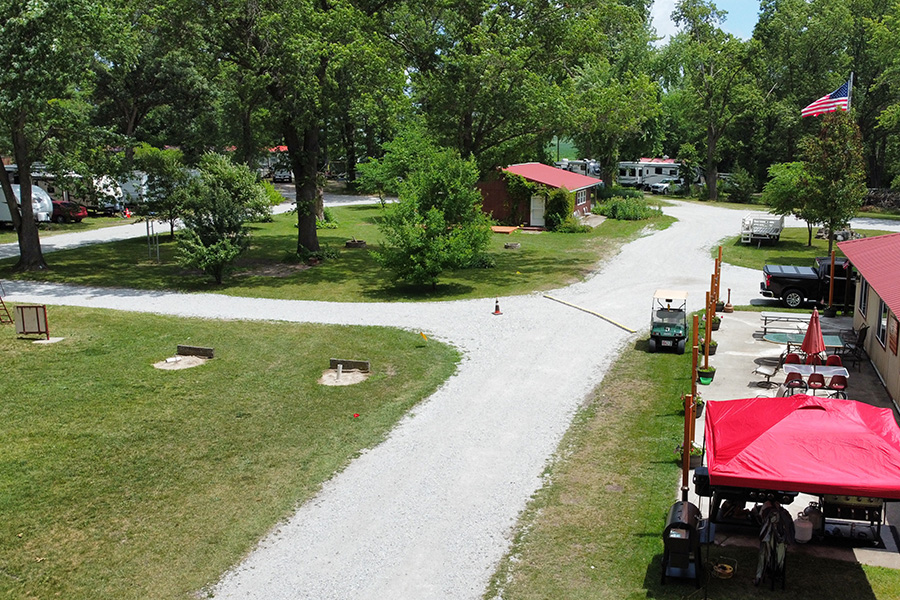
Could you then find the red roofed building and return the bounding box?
[477,162,603,227]
[838,232,900,402]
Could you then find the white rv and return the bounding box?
[5,165,124,215]
[555,159,602,178]
[617,158,681,189]
[0,184,53,224]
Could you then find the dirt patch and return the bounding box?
[236,260,310,278]
[319,369,370,386]
[153,355,208,370]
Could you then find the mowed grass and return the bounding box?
[0,205,674,302]
[0,305,459,599]
[484,338,900,600]
[0,215,140,245]
[718,226,895,271]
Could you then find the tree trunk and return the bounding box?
[285,122,320,254]
[706,126,718,201]
[8,127,48,271]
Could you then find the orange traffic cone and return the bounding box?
[492,299,502,315]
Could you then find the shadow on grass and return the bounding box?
[643,545,878,599]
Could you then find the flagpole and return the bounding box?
[848,72,854,111]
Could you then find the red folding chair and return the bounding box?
[825,355,843,367]
[783,372,807,394]
[827,375,848,399]
[784,353,801,364]
[807,373,826,396]
[805,354,822,365]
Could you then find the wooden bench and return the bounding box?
[760,312,812,334]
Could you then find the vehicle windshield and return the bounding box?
[655,309,684,325]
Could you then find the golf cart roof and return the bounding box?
[653,289,688,302]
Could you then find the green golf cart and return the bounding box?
[649,289,688,354]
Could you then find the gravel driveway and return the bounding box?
[4,201,899,599]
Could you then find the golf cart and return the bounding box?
[649,290,688,354]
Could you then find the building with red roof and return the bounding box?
[838,232,900,402]
[477,162,603,227]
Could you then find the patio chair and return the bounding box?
[784,353,801,364]
[839,326,869,371]
[783,372,807,394]
[825,355,843,367]
[827,375,848,399]
[807,373,826,396]
[805,354,822,366]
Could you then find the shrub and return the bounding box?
[597,185,643,200]
[316,206,338,229]
[723,167,756,204]
[555,217,591,233]
[597,197,659,220]
[544,187,573,231]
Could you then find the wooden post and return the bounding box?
[828,250,836,308]
[692,314,699,402]
[682,392,693,495]
[704,292,711,369]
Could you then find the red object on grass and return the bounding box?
[353,413,359,418]
[705,395,900,499]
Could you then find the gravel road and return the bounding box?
[3,201,899,599]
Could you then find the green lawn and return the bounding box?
[0,215,141,245]
[1,204,674,302]
[484,338,900,600]
[718,226,895,272]
[0,306,459,599]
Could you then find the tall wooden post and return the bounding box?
[828,250,836,308]
[704,291,711,369]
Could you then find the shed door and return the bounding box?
[530,194,545,227]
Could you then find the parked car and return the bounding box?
[760,256,856,308]
[51,200,88,223]
[650,178,681,194]
[272,168,293,183]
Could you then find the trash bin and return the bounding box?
[661,501,702,587]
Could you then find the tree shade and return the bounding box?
[706,395,900,499]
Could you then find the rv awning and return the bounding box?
[706,395,900,499]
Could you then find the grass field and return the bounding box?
[484,338,900,600]
[717,226,895,272]
[0,204,674,302]
[0,306,459,599]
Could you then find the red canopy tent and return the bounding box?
[706,395,900,499]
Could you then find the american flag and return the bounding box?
[801,79,851,117]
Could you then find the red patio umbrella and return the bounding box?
[800,307,826,359]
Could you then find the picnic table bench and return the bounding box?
[760,312,812,334]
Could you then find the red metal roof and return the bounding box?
[503,163,602,192]
[838,232,900,317]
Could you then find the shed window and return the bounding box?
[876,299,889,347]
[859,277,869,316]
[576,190,587,205]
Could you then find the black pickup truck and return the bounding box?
[760,257,856,308]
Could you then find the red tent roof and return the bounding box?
[838,232,900,318]
[503,163,602,192]
[706,395,900,499]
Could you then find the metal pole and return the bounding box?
[828,251,836,308]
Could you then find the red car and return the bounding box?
[51,200,88,223]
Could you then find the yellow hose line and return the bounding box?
[543,294,636,333]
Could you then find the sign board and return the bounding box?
[15,305,49,340]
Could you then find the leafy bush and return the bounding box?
[544,187,573,231]
[597,185,643,200]
[723,167,756,204]
[555,217,591,233]
[597,197,659,220]
[316,206,338,229]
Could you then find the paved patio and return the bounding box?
[684,310,900,570]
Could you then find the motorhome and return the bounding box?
[617,158,681,189]
[555,159,602,178]
[0,184,53,224]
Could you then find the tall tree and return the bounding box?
[0,0,112,270]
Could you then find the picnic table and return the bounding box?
[782,364,850,378]
[760,312,812,334]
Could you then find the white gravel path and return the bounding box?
[3,201,900,599]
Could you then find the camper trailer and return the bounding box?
[4,165,124,216]
[0,184,53,224]
[555,159,602,178]
[617,158,682,189]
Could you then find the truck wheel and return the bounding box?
[677,339,686,355]
[782,289,804,309]
[648,338,657,353]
